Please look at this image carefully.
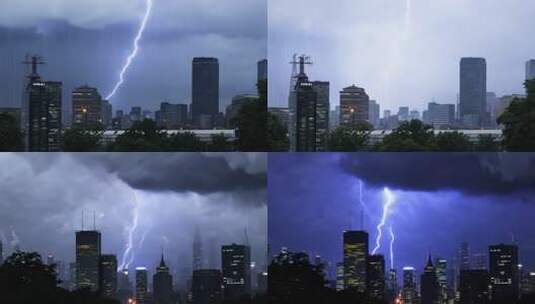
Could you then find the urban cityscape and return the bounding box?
[0,153,268,303]
[268,153,535,303]
[268,0,535,151]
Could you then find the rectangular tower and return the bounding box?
[489,244,519,302]
[221,244,251,300]
[99,254,117,298]
[460,58,487,127]
[136,267,148,304]
[192,57,219,128]
[340,85,370,127]
[75,230,102,291]
[27,80,62,151]
[343,230,368,292]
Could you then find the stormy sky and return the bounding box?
[269,0,535,113]
[269,153,535,280]
[0,0,266,117]
[0,153,267,280]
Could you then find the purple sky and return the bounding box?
[268,153,535,279]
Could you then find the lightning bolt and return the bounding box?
[119,191,142,270]
[389,225,395,269]
[106,0,153,101]
[358,180,372,219]
[372,188,395,255]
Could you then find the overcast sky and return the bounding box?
[0,153,267,279]
[269,153,535,280]
[0,0,266,115]
[269,0,535,113]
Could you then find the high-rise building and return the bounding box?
[435,258,448,302]
[398,107,409,121]
[368,100,380,127]
[192,57,219,127]
[409,110,420,121]
[402,267,417,304]
[99,254,117,298]
[191,269,223,304]
[154,254,174,304]
[489,244,519,302]
[136,267,148,304]
[268,107,290,131]
[330,105,341,130]
[23,55,62,152]
[526,59,535,81]
[420,255,440,304]
[155,102,188,129]
[336,262,345,291]
[459,242,471,271]
[221,244,251,300]
[472,253,487,270]
[425,102,456,128]
[225,94,259,127]
[193,228,203,271]
[386,269,398,302]
[343,230,368,292]
[312,81,330,151]
[459,269,489,304]
[75,230,102,291]
[257,59,268,82]
[130,107,142,122]
[459,57,487,127]
[117,269,133,302]
[367,254,385,300]
[72,85,107,127]
[340,85,370,127]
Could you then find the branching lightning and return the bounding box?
[389,225,395,269]
[106,0,153,101]
[359,180,372,219]
[372,188,395,255]
[119,191,142,270]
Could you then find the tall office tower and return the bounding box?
[288,54,310,151]
[343,230,368,292]
[22,55,62,152]
[191,269,223,304]
[312,81,330,151]
[459,57,487,127]
[329,105,341,130]
[367,254,386,300]
[155,102,189,129]
[435,258,448,302]
[368,100,380,127]
[193,228,203,271]
[221,244,251,300]
[154,254,174,304]
[72,85,105,126]
[426,102,456,128]
[402,267,417,304]
[526,59,535,81]
[257,59,268,82]
[99,254,117,298]
[130,107,142,122]
[136,267,148,304]
[336,262,345,291]
[117,269,133,302]
[459,242,471,271]
[459,269,490,304]
[340,85,370,127]
[69,262,77,290]
[386,269,398,302]
[420,255,440,304]
[472,253,487,270]
[398,107,409,121]
[489,244,519,302]
[75,230,102,291]
[192,57,219,127]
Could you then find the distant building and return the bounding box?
[398,106,409,121]
[75,230,102,291]
[72,85,108,127]
[386,269,398,302]
[489,244,519,302]
[311,81,330,151]
[225,94,259,127]
[409,110,420,121]
[368,100,380,127]
[420,255,440,304]
[336,262,344,291]
[155,102,188,129]
[193,228,203,271]
[343,230,368,292]
[459,269,489,304]
[486,92,499,126]
[130,107,142,122]
[221,244,251,300]
[257,59,268,82]
[153,254,174,304]
[425,102,455,128]
[136,267,148,304]
[192,57,219,127]
[495,94,526,121]
[294,64,317,151]
[459,242,471,271]
[0,107,21,126]
[330,105,340,130]
[459,57,487,127]
[435,258,448,302]
[191,269,223,304]
[340,85,369,127]
[99,254,117,298]
[367,254,385,300]
[526,59,535,81]
[402,267,417,304]
[269,107,290,130]
[117,269,133,302]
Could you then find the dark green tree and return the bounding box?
[0,113,24,151]
[164,131,206,151]
[207,133,235,151]
[435,131,473,151]
[474,134,502,152]
[110,119,166,151]
[63,124,104,152]
[233,79,268,151]
[267,113,289,151]
[498,80,535,151]
[378,120,435,151]
[327,123,373,152]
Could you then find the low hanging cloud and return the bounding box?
[340,153,535,196]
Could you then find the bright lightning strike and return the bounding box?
[119,191,141,270]
[372,188,395,255]
[359,180,372,219]
[389,225,395,269]
[106,0,153,101]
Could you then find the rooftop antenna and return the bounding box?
[22,54,45,81]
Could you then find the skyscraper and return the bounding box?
[420,255,440,304]
[459,57,487,127]
[368,100,380,127]
[489,244,519,302]
[72,85,106,127]
[526,59,535,81]
[312,81,330,151]
[191,269,223,304]
[336,262,345,291]
[153,254,174,304]
[343,230,368,292]
[398,106,409,121]
[155,102,188,129]
[99,254,117,298]
[425,102,455,128]
[402,267,417,304]
[193,227,203,271]
[459,242,471,271]
[367,254,385,300]
[136,267,148,304]
[257,59,268,82]
[221,244,251,300]
[339,85,370,127]
[459,269,490,304]
[435,258,448,302]
[192,57,219,127]
[75,230,102,291]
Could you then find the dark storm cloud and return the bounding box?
[340,153,535,196]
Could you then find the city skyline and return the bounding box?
[0,153,267,276]
[269,0,535,112]
[0,0,266,112]
[268,153,535,280]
